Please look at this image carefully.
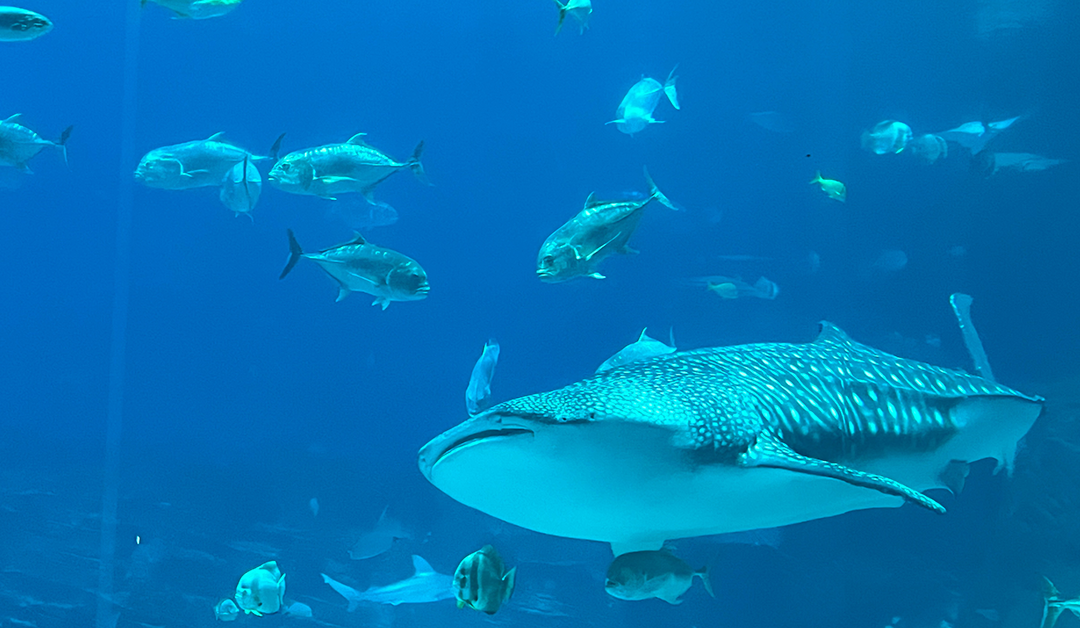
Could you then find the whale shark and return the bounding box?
[418,322,1043,556]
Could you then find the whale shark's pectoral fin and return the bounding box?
[738,431,946,514]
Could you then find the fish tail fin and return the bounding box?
[503,567,517,602]
[57,125,73,165]
[280,229,303,280]
[643,166,679,210]
[664,65,680,110]
[553,0,567,35]
[696,564,715,599]
[809,171,822,184]
[268,132,286,161]
[407,140,431,185]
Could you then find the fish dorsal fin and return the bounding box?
[637,328,650,342]
[376,505,389,524]
[207,132,226,141]
[583,192,601,208]
[347,132,369,145]
[351,232,367,245]
[3,113,24,124]
[411,555,434,575]
[814,321,852,346]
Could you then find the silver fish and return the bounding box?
[597,328,675,373]
[141,0,242,20]
[553,0,591,35]
[0,115,71,172]
[0,7,52,41]
[537,167,678,283]
[322,556,454,608]
[218,156,260,218]
[453,545,516,615]
[418,321,1042,556]
[1041,577,1080,628]
[135,132,272,190]
[268,133,428,201]
[976,151,1069,176]
[466,340,500,416]
[605,550,713,604]
[607,68,679,136]
[280,230,429,309]
[861,120,912,155]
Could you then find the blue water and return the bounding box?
[2,0,1079,626]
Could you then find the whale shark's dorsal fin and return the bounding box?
[813,321,852,345]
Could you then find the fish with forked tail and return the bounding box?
[268,134,428,202]
[0,115,71,172]
[537,167,679,283]
[280,230,429,309]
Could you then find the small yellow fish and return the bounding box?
[706,282,739,299]
[809,171,846,202]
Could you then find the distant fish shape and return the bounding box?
[861,120,912,155]
[553,0,591,35]
[605,550,713,604]
[141,0,243,19]
[936,116,1020,154]
[466,340,500,416]
[0,114,71,172]
[907,134,948,164]
[977,152,1069,176]
[348,506,409,560]
[748,111,795,134]
[536,167,678,283]
[322,555,454,608]
[1041,577,1080,628]
[0,6,52,41]
[607,67,679,136]
[280,230,430,309]
[219,156,260,218]
[869,249,909,274]
[331,198,400,230]
[597,328,675,373]
[694,275,779,300]
[213,598,240,621]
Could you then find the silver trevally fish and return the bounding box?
[0,6,52,40]
[141,0,242,20]
[607,67,679,136]
[537,168,678,283]
[135,132,280,190]
[0,114,71,172]
[268,133,428,201]
[553,0,591,35]
[605,549,713,604]
[597,328,674,373]
[219,156,260,218]
[348,506,409,560]
[418,321,1043,556]
[322,556,454,609]
[466,340,500,416]
[280,230,430,309]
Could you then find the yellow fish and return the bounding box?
[810,171,846,202]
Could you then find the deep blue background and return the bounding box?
[2,0,1079,627]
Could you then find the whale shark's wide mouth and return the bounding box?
[418,420,534,481]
